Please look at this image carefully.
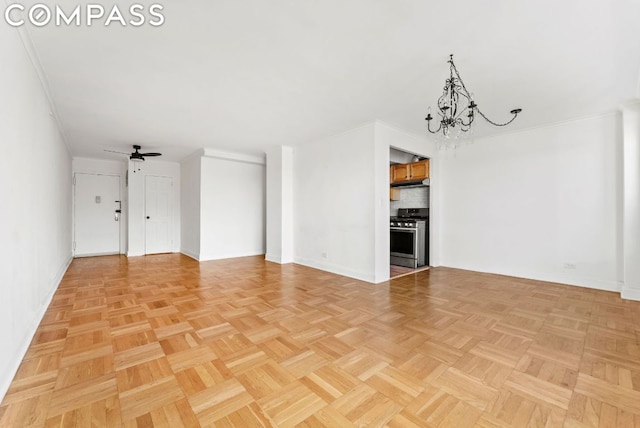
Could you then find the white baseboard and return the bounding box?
[0,253,72,402]
[294,257,375,283]
[73,251,120,258]
[180,248,200,261]
[265,253,294,264]
[198,251,265,262]
[621,287,640,301]
[439,263,623,294]
[265,253,282,264]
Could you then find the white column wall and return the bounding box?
[266,146,294,264]
[199,152,266,261]
[621,102,640,300]
[293,123,377,282]
[180,153,202,260]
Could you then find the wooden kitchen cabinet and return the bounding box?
[410,160,429,181]
[390,159,430,184]
[391,163,411,182]
[390,188,401,201]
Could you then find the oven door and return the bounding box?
[390,227,418,267]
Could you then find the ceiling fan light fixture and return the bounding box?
[104,144,162,165]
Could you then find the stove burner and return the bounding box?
[391,208,428,228]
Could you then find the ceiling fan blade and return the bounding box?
[140,152,162,156]
[104,150,129,155]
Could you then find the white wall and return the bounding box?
[199,153,266,261]
[180,153,202,260]
[72,158,128,254]
[294,123,377,281]
[0,24,72,400]
[127,160,181,256]
[440,113,622,291]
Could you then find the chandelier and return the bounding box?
[425,54,522,138]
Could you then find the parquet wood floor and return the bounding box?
[2,254,640,427]
[389,265,430,279]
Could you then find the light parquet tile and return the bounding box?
[431,367,498,411]
[480,388,567,428]
[4,254,640,427]
[214,402,276,427]
[0,391,53,427]
[187,377,253,424]
[300,363,360,404]
[123,397,199,428]
[330,383,401,427]
[404,385,481,426]
[115,357,174,392]
[237,360,297,400]
[47,373,118,418]
[2,370,58,406]
[118,375,185,421]
[45,394,121,428]
[257,380,326,427]
[503,370,573,410]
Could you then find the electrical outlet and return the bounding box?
[564,263,577,270]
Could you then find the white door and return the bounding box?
[74,173,120,256]
[145,175,172,254]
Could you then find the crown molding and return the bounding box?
[203,148,265,165]
[6,2,72,155]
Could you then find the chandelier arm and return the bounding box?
[457,117,471,132]
[475,108,520,127]
[452,58,521,127]
[459,116,473,127]
[426,118,442,134]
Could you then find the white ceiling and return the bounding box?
[21,0,640,162]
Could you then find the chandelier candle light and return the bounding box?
[425,54,522,138]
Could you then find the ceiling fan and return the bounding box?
[104,145,162,162]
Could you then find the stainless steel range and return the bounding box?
[390,208,429,268]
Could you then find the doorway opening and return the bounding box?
[389,148,431,278]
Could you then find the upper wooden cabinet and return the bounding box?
[390,159,430,184]
[391,163,411,182]
[410,160,429,181]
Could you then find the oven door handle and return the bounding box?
[390,227,418,231]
